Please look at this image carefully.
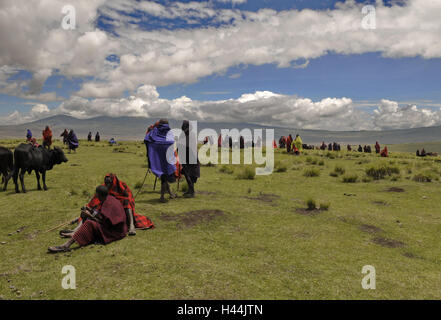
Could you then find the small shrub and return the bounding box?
[333,165,346,175]
[318,160,325,166]
[236,167,256,180]
[303,168,320,177]
[274,161,288,173]
[306,157,313,163]
[342,174,358,183]
[219,165,234,174]
[412,172,432,182]
[366,164,400,180]
[362,176,373,183]
[306,198,317,211]
[319,202,330,211]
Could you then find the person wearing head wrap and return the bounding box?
[67,129,79,153]
[177,121,200,198]
[42,126,53,148]
[144,119,177,202]
[26,129,32,142]
[48,186,127,253]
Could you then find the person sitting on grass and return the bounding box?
[48,186,127,253]
[380,146,389,157]
[60,174,154,237]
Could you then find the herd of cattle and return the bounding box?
[0,144,68,193]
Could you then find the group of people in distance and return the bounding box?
[280,134,303,155]
[60,129,79,153]
[87,131,101,142]
[48,118,200,253]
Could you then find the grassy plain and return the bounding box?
[1,139,441,299]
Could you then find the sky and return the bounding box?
[0,0,441,130]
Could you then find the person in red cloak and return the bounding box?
[380,146,388,157]
[61,174,154,238]
[273,140,277,148]
[48,186,127,253]
[42,126,52,149]
[375,141,381,154]
[286,134,293,153]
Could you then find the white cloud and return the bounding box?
[1,0,441,130]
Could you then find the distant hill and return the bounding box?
[1,114,441,145]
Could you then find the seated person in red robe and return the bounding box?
[48,186,127,253]
[380,146,388,157]
[60,174,154,237]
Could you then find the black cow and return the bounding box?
[0,146,13,191]
[12,144,68,193]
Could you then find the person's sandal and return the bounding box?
[48,246,71,253]
[128,230,137,236]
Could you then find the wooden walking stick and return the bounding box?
[153,176,158,191]
[44,218,78,234]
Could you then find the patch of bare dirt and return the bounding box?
[359,224,383,234]
[293,232,311,239]
[386,187,405,193]
[159,209,225,228]
[372,201,389,206]
[197,191,218,196]
[244,193,280,203]
[372,237,405,248]
[295,208,322,216]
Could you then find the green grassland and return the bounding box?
[1,139,441,299]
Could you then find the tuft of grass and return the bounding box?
[306,198,317,211]
[236,167,256,180]
[333,165,346,176]
[318,160,325,166]
[319,202,330,211]
[218,165,234,174]
[303,168,320,177]
[366,164,400,180]
[342,174,358,183]
[362,176,373,183]
[274,161,288,173]
[412,172,433,182]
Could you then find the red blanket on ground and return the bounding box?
[87,174,154,229]
[73,195,127,246]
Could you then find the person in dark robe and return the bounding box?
[328,143,332,151]
[42,126,52,149]
[60,129,68,145]
[416,149,420,157]
[279,136,286,149]
[320,142,326,150]
[87,132,92,141]
[26,129,32,142]
[177,121,200,198]
[95,132,100,142]
[380,146,388,157]
[218,134,222,148]
[421,148,426,157]
[347,144,352,151]
[145,119,177,203]
[375,141,381,154]
[358,145,363,152]
[333,142,338,151]
[240,136,245,149]
[286,134,293,153]
[367,145,372,153]
[67,129,79,153]
[48,186,127,253]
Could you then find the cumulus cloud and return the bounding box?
[1,0,441,129]
[2,85,437,131]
